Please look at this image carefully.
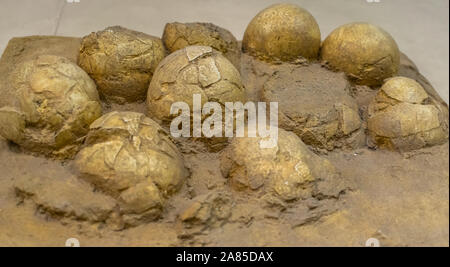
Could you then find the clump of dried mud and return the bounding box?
[0,36,448,247]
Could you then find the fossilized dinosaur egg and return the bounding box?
[78,26,166,103]
[147,46,246,151]
[74,111,188,225]
[0,55,102,159]
[368,77,448,151]
[147,46,245,122]
[321,22,400,86]
[220,127,345,201]
[242,3,321,62]
[162,22,241,70]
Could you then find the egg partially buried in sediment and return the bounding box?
[78,26,166,103]
[321,22,400,86]
[367,77,448,151]
[74,111,188,225]
[0,55,102,159]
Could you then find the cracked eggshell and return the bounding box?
[75,111,188,196]
[377,76,429,104]
[321,22,400,86]
[162,22,241,70]
[147,45,246,122]
[220,127,342,201]
[368,77,448,151]
[74,111,188,224]
[0,55,102,159]
[242,3,321,63]
[78,26,166,103]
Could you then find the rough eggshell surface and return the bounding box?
[242,3,321,63]
[162,22,241,70]
[368,76,448,151]
[0,55,102,159]
[74,111,188,225]
[220,127,344,201]
[78,26,166,103]
[262,64,364,150]
[321,22,400,86]
[147,45,246,122]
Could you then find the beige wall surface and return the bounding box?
[0,0,448,103]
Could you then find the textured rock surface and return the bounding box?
[75,111,188,226]
[262,63,364,150]
[242,3,321,63]
[78,26,166,103]
[179,191,233,233]
[220,127,348,201]
[162,22,240,70]
[0,55,102,159]
[368,77,448,151]
[321,22,400,86]
[14,174,117,224]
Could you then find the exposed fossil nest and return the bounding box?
[0,55,102,159]
[262,64,364,151]
[78,26,166,103]
[0,0,449,246]
[162,22,241,70]
[74,111,188,226]
[220,126,347,202]
[321,22,400,86]
[368,76,448,151]
[242,3,321,63]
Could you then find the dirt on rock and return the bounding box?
[261,63,364,151]
[0,36,448,247]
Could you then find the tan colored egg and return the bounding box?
[220,127,343,201]
[147,45,246,122]
[0,55,102,159]
[368,77,448,151]
[321,22,400,86]
[78,26,166,103]
[75,111,188,225]
[163,22,241,69]
[242,3,321,62]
